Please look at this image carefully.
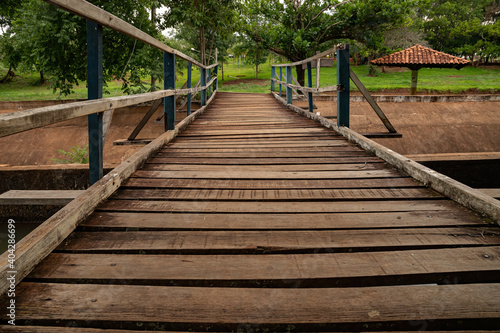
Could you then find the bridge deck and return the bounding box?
[3,92,500,332]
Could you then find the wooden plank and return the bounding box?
[131,169,400,179]
[111,188,443,201]
[0,190,85,206]
[141,163,383,172]
[167,140,349,148]
[57,227,500,252]
[81,210,490,230]
[10,283,500,328]
[147,156,382,165]
[0,90,174,138]
[178,128,331,136]
[122,177,419,190]
[478,188,500,199]
[0,328,160,333]
[160,146,362,153]
[97,199,471,214]
[28,247,500,285]
[154,151,370,158]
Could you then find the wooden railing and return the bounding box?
[271,44,399,137]
[0,0,218,184]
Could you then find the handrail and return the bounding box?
[272,46,339,68]
[45,0,208,69]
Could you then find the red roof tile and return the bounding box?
[371,45,470,70]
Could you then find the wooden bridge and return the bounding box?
[1,0,500,331]
[2,91,500,331]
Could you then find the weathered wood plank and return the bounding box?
[141,163,383,172]
[28,247,500,286]
[122,177,418,190]
[10,283,500,327]
[167,140,349,148]
[0,328,158,333]
[147,156,382,165]
[131,169,399,179]
[0,190,85,206]
[57,227,500,252]
[97,199,465,213]
[159,147,362,153]
[111,187,443,201]
[81,210,489,230]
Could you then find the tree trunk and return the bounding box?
[200,27,206,66]
[40,71,45,85]
[295,64,305,87]
[256,64,259,79]
[150,5,156,91]
[0,65,15,83]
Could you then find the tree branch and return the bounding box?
[304,0,357,31]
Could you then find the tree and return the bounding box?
[162,0,240,66]
[419,0,500,62]
[233,37,268,78]
[242,0,420,86]
[5,0,163,96]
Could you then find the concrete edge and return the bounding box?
[272,92,500,224]
[0,90,216,295]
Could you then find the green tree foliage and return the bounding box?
[419,0,500,63]
[4,0,164,96]
[162,0,240,66]
[232,37,268,78]
[242,0,420,85]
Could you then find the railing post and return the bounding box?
[86,20,103,186]
[208,68,211,98]
[186,62,192,116]
[286,66,292,105]
[279,67,283,97]
[337,44,350,127]
[164,52,175,131]
[307,61,313,113]
[270,66,275,92]
[200,67,207,107]
[214,65,218,91]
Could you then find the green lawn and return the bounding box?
[0,61,498,101]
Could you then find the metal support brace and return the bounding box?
[186,62,192,116]
[337,44,350,127]
[200,67,207,107]
[307,62,313,113]
[86,20,103,186]
[271,66,275,92]
[164,52,175,131]
[279,67,283,97]
[286,66,293,105]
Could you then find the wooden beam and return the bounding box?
[43,0,206,68]
[127,98,162,140]
[0,190,85,206]
[0,90,175,138]
[350,68,397,133]
[272,45,338,68]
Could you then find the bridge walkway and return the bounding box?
[2,92,500,332]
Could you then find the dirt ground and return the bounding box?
[0,96,499,166]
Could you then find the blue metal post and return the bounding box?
[307,61,313,113]
[208,68,211,98]
[270,66,275,92]
[286,66,292,105]
[200,67,207,107]
[186,62,192,116]
[279,67,282,97]
[86,20,103,186]
[164,52,175,131]
[337,44,350,127]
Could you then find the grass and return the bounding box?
[0,60,498,101]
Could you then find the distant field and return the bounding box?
[0,61,498,101]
